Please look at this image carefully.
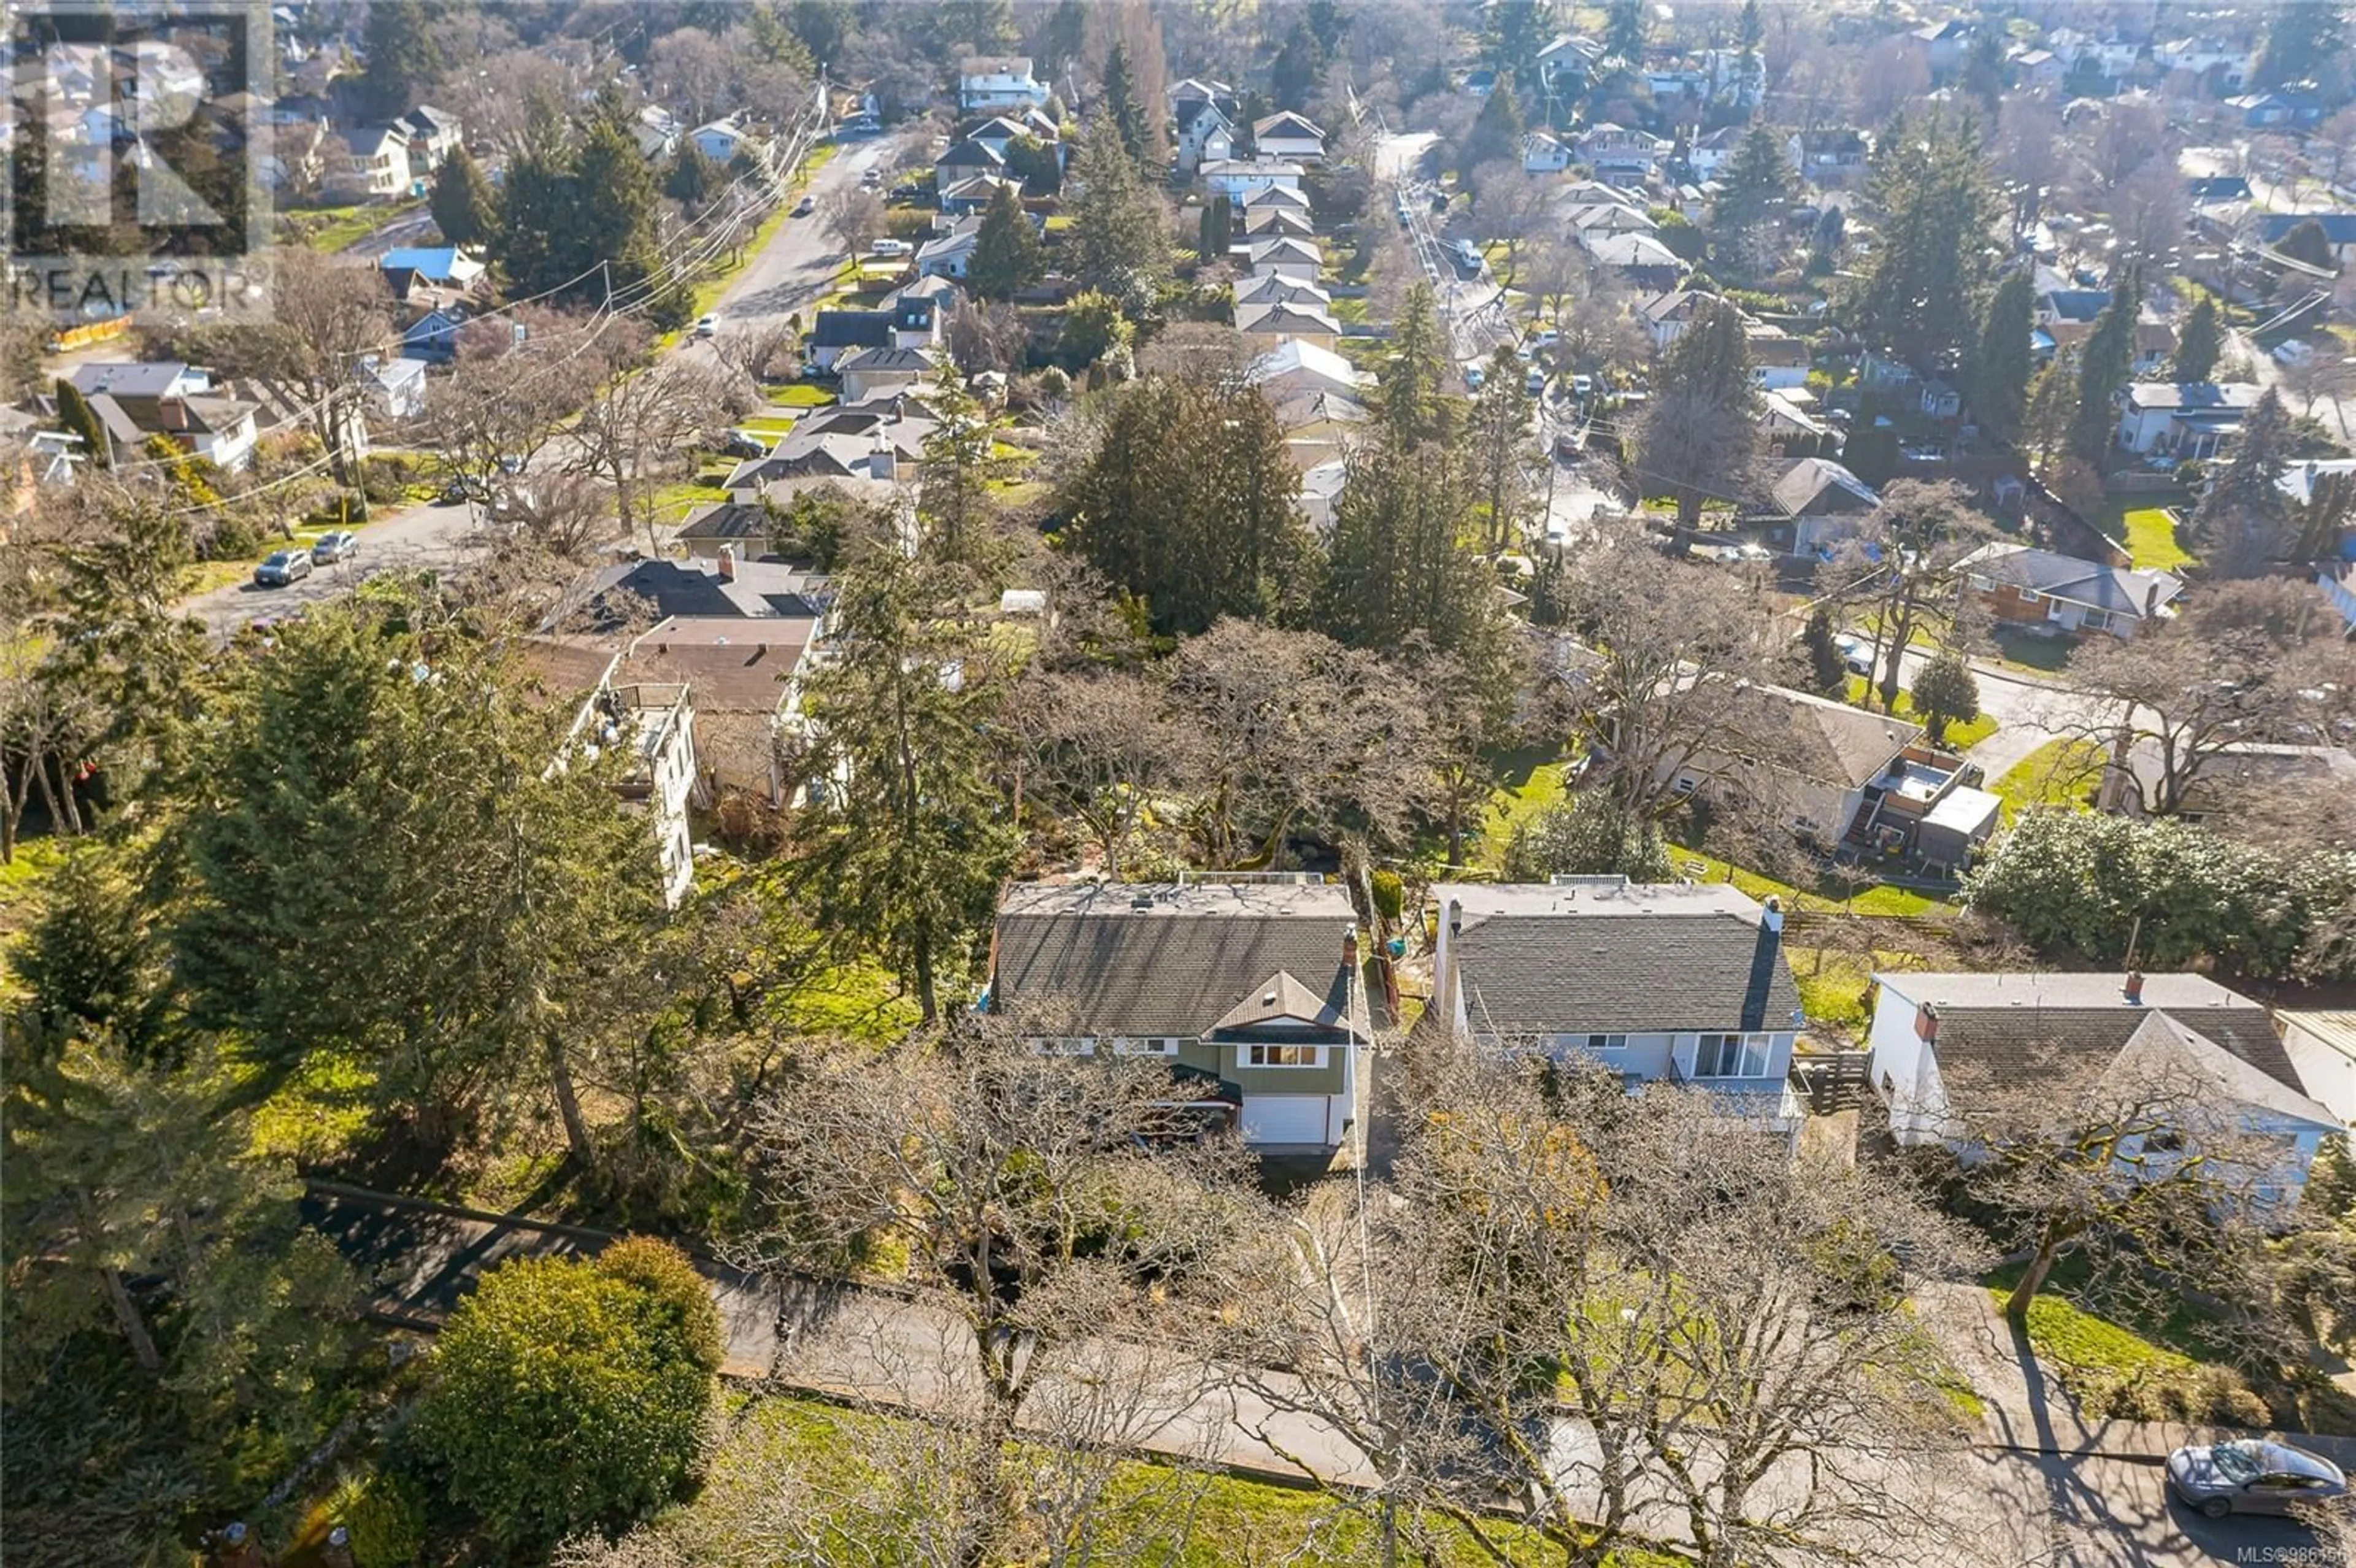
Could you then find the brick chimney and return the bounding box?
[2123,970,2145,1004]
[157,396,189,431]
[717,544,737,582]
[1431,894,1463,1032]
[1341,924,1358,972]
[1914,1001,1939,1043]
[1761,893,1785,935]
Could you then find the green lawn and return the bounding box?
[741,414,798,436]
[2120,507,2196,571]
[1840,677,1999,751]
[1666,845,1949,917]
[1993,738,2103,823]
[1475,747,1574,871]
[771,383,839,408]
[282,199,420,253]
[1986,624,2076,675]
[663,1396,1678,1567]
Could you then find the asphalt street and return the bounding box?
[177,135,895,634]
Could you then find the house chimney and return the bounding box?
[872,433,897,480]
[2123,970,2145,1004]
[1914,1001,1939,1043]
[1341,925,1358,972]
[1433,894,1463,1032]
[717,544,737,581]
[2143,579,2159,620]
[1761,893,1784,934]
[158,396,189,431]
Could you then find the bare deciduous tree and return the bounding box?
[821,188,888,262]
[570,355,739,553]
[1003,666,1193,878]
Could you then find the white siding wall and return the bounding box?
[2281,1020,2356,1128]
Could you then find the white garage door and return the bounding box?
[1241,1094,1331,1147]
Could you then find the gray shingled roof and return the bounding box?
[1727,682,1920,788]
[1874,971,2308,1097]
[991,882,1357,1039]
[1441,882,1803,1036]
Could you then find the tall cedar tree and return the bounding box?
[662,143,725,208]
[2190,387,2294,574]
[1101,42,1151,172]
[169,599,664,1146]
[1379,282,1457,446]
[429,144,498,248]
[1067,112,1169,313]
[1711,126,1790,236]
[1485,0,1558,71]
[1850,117,2000,367]
[1460,74,1525,186]
[1062,376,1306,634]
[497,93,679,321]
[2254,2,2346,90]
[1637,296,1758,543]
[788,547,1018,1024]
[52,378,111,469]
[358,0,444,120]
[968,182,1045,301]
[916,360,994,558]
[2069,269,2140,465]
[1970,269,2036,444]
[1272,20,1327,112]
[1197,193,1234,261]
[1318,434,1498,657]
[1467,344,1536,547]
[2172,294,2222,383]
[1605,0,1647,63]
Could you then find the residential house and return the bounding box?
[2225,90,2325,129]
[1249,338,1371,404]
[1784,127,1870,185]
[934,136,1007,182]
[1235,301,1341,351]
[1428,878,1807,1138]
[1244,204,1315,239]
[1174,96,1234,174]
[2010,47,2065,90]
[2276,1011,2356,1131]
[2046,29,2143,86]
[915,222,980,279]
[1204,157,1305,204]
[518,640,701,908]
[391,104,462,171]
[1772,456,1879,555]
[723,403,934,493]
[1865,971,2339,1206]
[1252,111,1325,163]
[65,361,258,471]
[690,118,757,167]
[836,345,943,404]
[1242,182,1313,213]
[1957,541,2184,638]
[1904,18,1976,75]
[2115,381,2262,458]
[1574,123,1670,182]
[671,500,772,559]
[958,56,1050,113]
[342,123,412,198]
[1247,236,1323,280]
[2186,175,2252,206]
[2320,561,2356,640]
[988,879,1373,1152]
[379,246,487,299]
[1235,273,1334,311]
[807,300,940,371]
[1582,232,1684,291]
[1297,457,1349,531]
[960,114,1041,161]
[399,304,469,365]
[1563,199,1657,244]
[939,172,1016,216]
[633,104,683,161]
[1746,324,1811,390]
[2097,740,2356,826]
[259,116,330,193]
[2154,37,2252,96]
[353,354,425,420]
[1687,125,1746,181]
[1534,33,1605,94]
[1169,77,1237,113]
[2254,212,2356,267]
[1760,387,1830,450]
[1919,377,1963,420]
[1523,131,1572,174]
[1639,288,1718,351]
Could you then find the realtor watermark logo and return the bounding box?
[5,0,272,326]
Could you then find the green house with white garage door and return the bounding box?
[988,880,1371,1153]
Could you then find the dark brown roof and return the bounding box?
[618,618,815,712]
[992,882,1358,1039]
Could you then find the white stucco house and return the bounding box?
[1866,971,2341,1209]
[2115,381,2263,458]
[1204,157,1304,204]
[958,56,1050,113]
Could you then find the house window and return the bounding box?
[2017,586,2041,604]
[1112,1037,1180,1056]
[1693,1032,1773,1078]
[1030,1037,1098,1057]
[1245,1043,1320,1067]
[2079,609,2112,632]
[1584,1034,1629,1052]
[1968,573,1994,591]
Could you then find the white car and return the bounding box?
[1831,633,1874,677]
[694,314,718,338]
[2271,338,2313,367]
[871,238,912,257]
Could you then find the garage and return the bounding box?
[1240,1094,1333,1147]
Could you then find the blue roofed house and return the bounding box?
[379,246,487,295]
[2254,211,2356,267]
[1430,878,1809,1141]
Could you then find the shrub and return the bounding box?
[1369,869,1404,924]
[323,1466,429,1568]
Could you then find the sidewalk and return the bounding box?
[1916,1279,2356,1471]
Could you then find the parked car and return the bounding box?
[890,182,923,201]
[310,529,358,565]
[2166,1440,2345,1519]
[1463,364,1485,390]
[439,475,490,505]
[1525,368,1546,396]
[793,194,816,217]
[2272,338,2314,367]
[871,238,912,256]
[720,429,772,459]
[694,313,719,338]
[1831,632,1874,676]
[254,548,313,587]
[1570,372,1593,398]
